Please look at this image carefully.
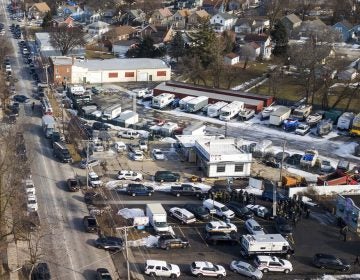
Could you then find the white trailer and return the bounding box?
[81,105,97,115]
[207,101,228,118]
[69,85,85,96]
[337,112,355,130]
[152,93,175,109]
[102,104,122,120]
[269,106,291,126]
[240,234,294,259]
[115,110,139,127]
[186,96,209,113]
[219,101,244,121]
[179,96,195,110]
[42,115,55,138]
[292,105,312,120]
[146,203,169,233]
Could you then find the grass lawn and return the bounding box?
[85,50,115,59]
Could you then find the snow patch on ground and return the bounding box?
[117,208,145,219]
[161,137,177,143]
[150,182,212,192]
[315,274,360,280]
[334,142,358,159]
[144,235,159,247]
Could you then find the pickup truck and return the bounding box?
[300,149,318,167]
[170,184,203,198]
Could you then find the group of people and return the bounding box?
[276,195,311,225]
[209,189,256,205]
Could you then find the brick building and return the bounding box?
[50,56,73,85]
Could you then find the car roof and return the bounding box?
[257,255,279,261]
[194,261,214,268]
[146,260,167,266]
[209,221,227,227]
[235,261,252,267]
[170,207,193,215]
[246,218,259,225]
[315,253,337,259]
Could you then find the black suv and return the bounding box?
[312,254,350,271]
[83,216,98,232]
[204,232,239,245]
[96,268,112,280]
[95,237,124,251]
[226,202,254,220]
[274,216,293,236]
[157,235,190,250]
[31,263,51,280]
[92,122,111,131]
[184,204,210,221]
[154,171,180,182]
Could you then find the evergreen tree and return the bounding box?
[271,20,288,57]
[126,36,163,58]
[41,12,52,29]
[169,31,185,62]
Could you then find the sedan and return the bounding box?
[226,201,254,220]
[96,268,112,280]
[204,232,238,245]
[79,158,100,169]
[230,261,263,279]
[13,94,29,103]
[312,253,351,271]
[130,150,143,161]
[95,237,123,251]
[295,123,310,135]
[152,149,165,160]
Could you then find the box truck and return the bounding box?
[186,96,209,113]
[102,104,122,120]
[337,112,355,130]
[207,101,228,117]
[219,101,244,121]
[240,234,294,259]
[269,106,291,126]
[42,115,55,138]
[350,113,360,136]
[146,203,170,234]
[179,96,195,110]
[152,93,175,109]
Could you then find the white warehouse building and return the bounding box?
[195,138,252,178]
[71,58,171,84]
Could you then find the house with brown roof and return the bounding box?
[224,52,240,65]
[150,8,173,27]
[188,10,209,27]
[138,25,175,45]
[52,16,75,28]
[172,9,190,29]
[103,26,137,42]
[243,34,271,59]
[28,2,50,20]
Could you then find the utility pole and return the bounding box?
[279,140,287,186]
[273,139,287,217]
[81,140,92,189]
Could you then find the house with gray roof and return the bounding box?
[280,13,302,33]
[333,20,353,42]
[210,12,237,32]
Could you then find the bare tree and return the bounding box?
[263,0,286,30]
[178,55,207,86]
[49,27,86,56]
[240,44,256,69]
[25,231,49,280]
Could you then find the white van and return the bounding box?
[144,260,180,278]
[118,130,140,139]
[245,218,265,235]
[203,199,235,219]
[169,207,196,224]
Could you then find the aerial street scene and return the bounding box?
[1,0,360,279]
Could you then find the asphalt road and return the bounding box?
[0,1,118,279]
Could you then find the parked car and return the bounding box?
[130,150,143,161]
[254,256,293,274]
[83,216,98,233]
[139,140,148,151]
[261,191,288,202]
[190,261,226,278]
[114,141,126,152]
[157,235,190,250]
[246,205,273,220]
[126,183,154,196]
[152,149,165,160]
[31,263,50,280]
[25,180,35,195]
[245,219,265,235]
[117,170,143,181]
[226,201,254,220]
[320,160,334,173]
[274,152,290,163]
[230,260,263,279]
[205,221,237,233]
[88,172,102,188]
[13,94,29,103]
[295,123,310,135]
[274,216,293,236]
[184,204,210,221]
[312,254,350,271]
[96,268,112,280]
[169,207,196,224]
[118,130,140,139]
[154,171,180,182]
[286,154,303,165]
[92,122,111,131]
[67,178,80,192]
[27,194,38,212]
[144,260,180,278]
[204,231,238,245]
[95,237,123,251]
[79,158,100,169]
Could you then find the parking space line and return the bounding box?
[195,227,208,247]
[177,226,186,238]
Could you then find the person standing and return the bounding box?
[354,255,360,266]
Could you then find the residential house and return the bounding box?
[281,13,302,34]
[121,9,146,25]
[172,9,190,29]
[150,8,173,27]
[138,25,175,45]
[102,9,118,24]
[210,12,237,32]
[241,42,261,60]
[333,20,353,42]
[243,34,271,59]
[187,10,209,27]
[28,2,50,20]
[351,23,360,41]
[86,21,110,38]
[202,0,223,14]
[57,4,79,17]
[50,56,73,84]
[224,52,240,65]
[175,0,203,9]
[103,26,137,42]
[337,68,358,80]
[113,40,138,57]
[234,17,270,37]
[51,16,75,28]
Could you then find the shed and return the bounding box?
[113,110,139,127]
[183,123,206,136]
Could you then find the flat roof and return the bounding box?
[51,56,73,66]
[196,138,246,156]
[176,135,223,148]
[73,58,170,71]
[155,83,261,106]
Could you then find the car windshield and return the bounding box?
[253,226,262,231]
[279,260,284,265]
[241,207,250,213]
[155,151,163,155]
[220,206,229,211]
[69,180,77,187]
[87,219,96,226]
[154,222,167,227]
[90,176,99,181]
[248,265,256,272]
[196,207,207,214]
